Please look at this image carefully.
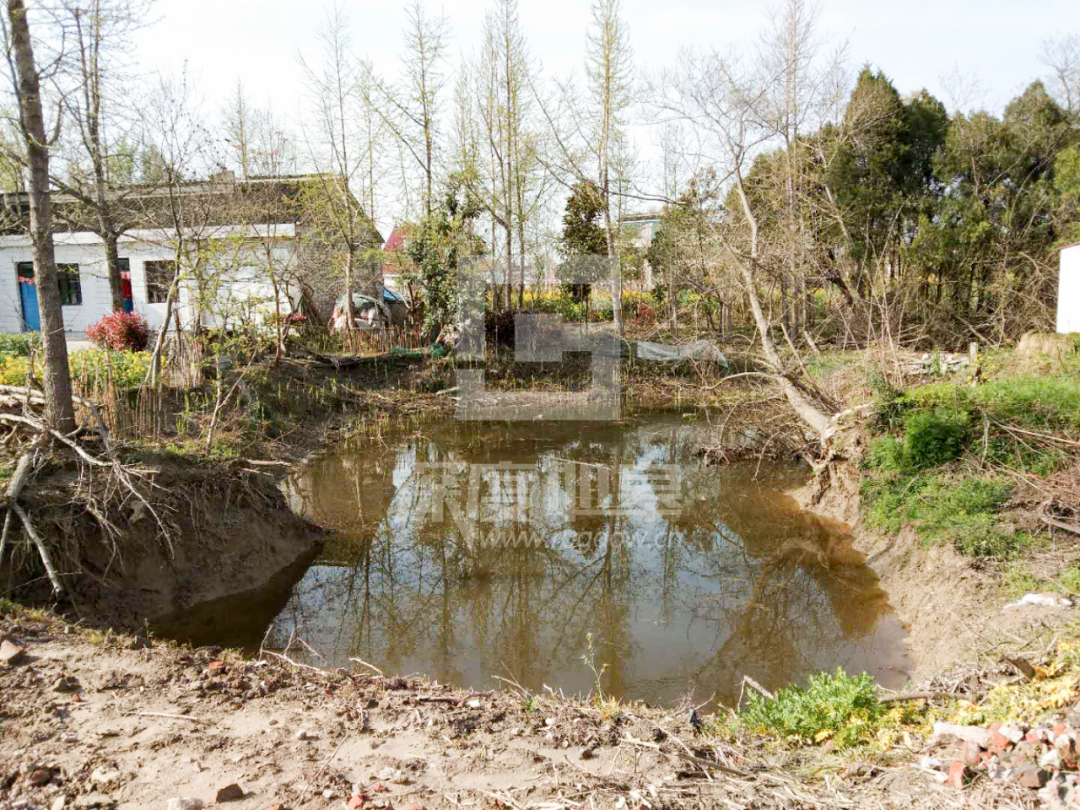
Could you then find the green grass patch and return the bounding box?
[869,374,1080,480]
[1002,562,1044,599]
[863,471,1021,558]
[1001,561,1080,599]
[888,376,1080,433]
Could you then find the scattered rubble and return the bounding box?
[910,352,972,375]
[4,605,1080,810]
[925,717,1080,805]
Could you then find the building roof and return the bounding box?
[0,172,383,246]
[384,225,411,252]
[620,211,664,224]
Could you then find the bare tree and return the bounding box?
[535,0,633,333]
[586,0,632,336]
[1043,34,1080,115]
[136,70,220,385]
[465,0,533,310]
[938,62,988,116]
[651,41,836,439]
[223,79,252,181]
[55,0,150,311]
[2,0,75,431]
[298,5,384,334]
[222,81,298,180]
[368,0,447,220]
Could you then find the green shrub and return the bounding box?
[951,518,1029,558]
[739,668,883,748]
[0,349,150,390]
[865,435,907,472]
[0,332,40,358]
[903,407,971,468]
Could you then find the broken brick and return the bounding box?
[947,760,967,790]
[0,639,25,666]
[990,732,1012,753]
[1012,765,1052,789]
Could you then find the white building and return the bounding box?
[0,173,381,336]
[1059,243,1080,334]
[0,224,298,335]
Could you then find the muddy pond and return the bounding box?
[164,411,912,707]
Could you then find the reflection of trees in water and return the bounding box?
[275,415,905,705]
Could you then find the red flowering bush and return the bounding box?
[86,311,150,352]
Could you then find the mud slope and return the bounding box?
[797,459,1054,683]
[7,456,324,629]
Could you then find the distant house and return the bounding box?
[0,172,382,335]
[620,211,663,289]
[381,225,414,296]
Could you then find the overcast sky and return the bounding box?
[128,0,1075,230]
[134,0,1071,113]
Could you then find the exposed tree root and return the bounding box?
[0,387,171,596]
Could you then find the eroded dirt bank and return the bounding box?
[0,609,1005,810]
[798,457,1067,685]
[3,457,325,630]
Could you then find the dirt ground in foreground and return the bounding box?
[2,610,1047,810]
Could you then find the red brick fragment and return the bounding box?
[947,760,967,790]
[1013,765,1051,789]
[990,732,1012,753]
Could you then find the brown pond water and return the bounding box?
[164,411,912,707]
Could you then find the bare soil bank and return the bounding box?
[798,457,1068,686]
[0,610,1005,810]
[4,456,325,630]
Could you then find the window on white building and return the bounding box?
[58,264,82,305]
[16,261,82,305]
[145,260,176,304]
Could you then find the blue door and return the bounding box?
[17,262,39,331]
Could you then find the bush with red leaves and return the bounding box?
[86,311,150,352]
